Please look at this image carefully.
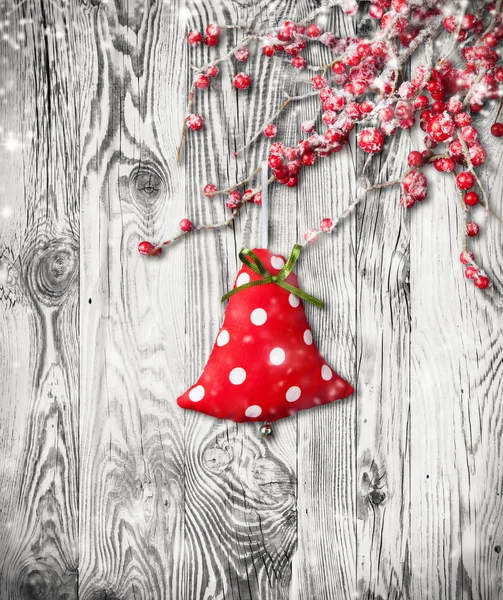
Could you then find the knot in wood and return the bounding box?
[130,165,164,204]
[20,569,52,599]
[27,239,78,307]
[202,446,233,474]
[370,489,386,506]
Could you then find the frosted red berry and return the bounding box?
[408,151,423,167]
[301,151,317,166]
[234,47,250,62]
[465,266,479,279]
[204,36,219,47]
[264,124,277,138]
[306,23,322,38]
[204,183,217,198]
[206,65,219,77]
[206,24,221,38]
[186,113,204,130]
[466,221,479,237]
[358,128,385,153]
[320,218,333,232]
[474,276,490,289]
[233,72,252,90]
[194,74,210,89]
[187,31,203,46]
[460,251,474,265]
[427,112,455,143]
[292,56,307,69]
[400,195,415,209]
[456,171,475,190]
[226,190,242,210]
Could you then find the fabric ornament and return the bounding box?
[177,246,353,425]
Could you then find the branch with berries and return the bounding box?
[140,0,503,292]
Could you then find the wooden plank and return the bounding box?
[0,1,80,598]
[181,0,300,597]
[292,3,358,600]
[78,0,188,597]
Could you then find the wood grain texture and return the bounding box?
[0,0,502,599]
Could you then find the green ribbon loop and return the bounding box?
[221,245,324,308]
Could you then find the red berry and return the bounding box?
[464,191,479,206]
[186,113,204,130]
[179,218,193,232]
[320,218,333,232]
[491,123,503,137]
[400,195,415,209]
[203,183,217,198]
[233,72,252,90]
[414,95,429,110]
[268,154,283,169]
[226,190,242,209]
[434,158,456,172]
[460,251,474,265]
[332,62,345,75]
[206,65,219,77]
[461,125,478,143]
[194,74,210,89]
[446,97,463,114]
[204,36,219,47]
[454,112,472,127]
[427,112,455,143]
[292,56,307,69]
[206,24,221,38]
[234,47,250,62]
[286,176,298,187]
[464,266,479,279]
[263,45,276,57]
[403,170,427,201]
[466,221,479,237]
[358,128,385,154]
[306,23,322,38]
[311,75,327,90]
[475,276,490,289]
[456,171,475,190]
[408,151,423,167]
[301,151,317,166]
[264,124,277,138]
[187,31,203,46]
[431,100,445,114]
[138,241,162,256]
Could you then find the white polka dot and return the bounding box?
[245,405,262,418]
[189,385,205,402]
[270,347,285,365]
[286,386,301,402]
[321,365,333,381]
[217,329,230,346]
[229,367,247,385]
[304,330,313,345]
[236,272,250,287]
[289,293,300,307]
[271,255,285,270]
[250,308,267,326]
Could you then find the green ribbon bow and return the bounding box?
[221,245,324,308]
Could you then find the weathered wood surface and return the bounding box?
[0,0,502,599]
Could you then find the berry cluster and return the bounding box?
[142,1,503,292]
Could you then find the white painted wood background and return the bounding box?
[0,0,502,598]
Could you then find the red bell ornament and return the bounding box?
[177,246,354,424]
